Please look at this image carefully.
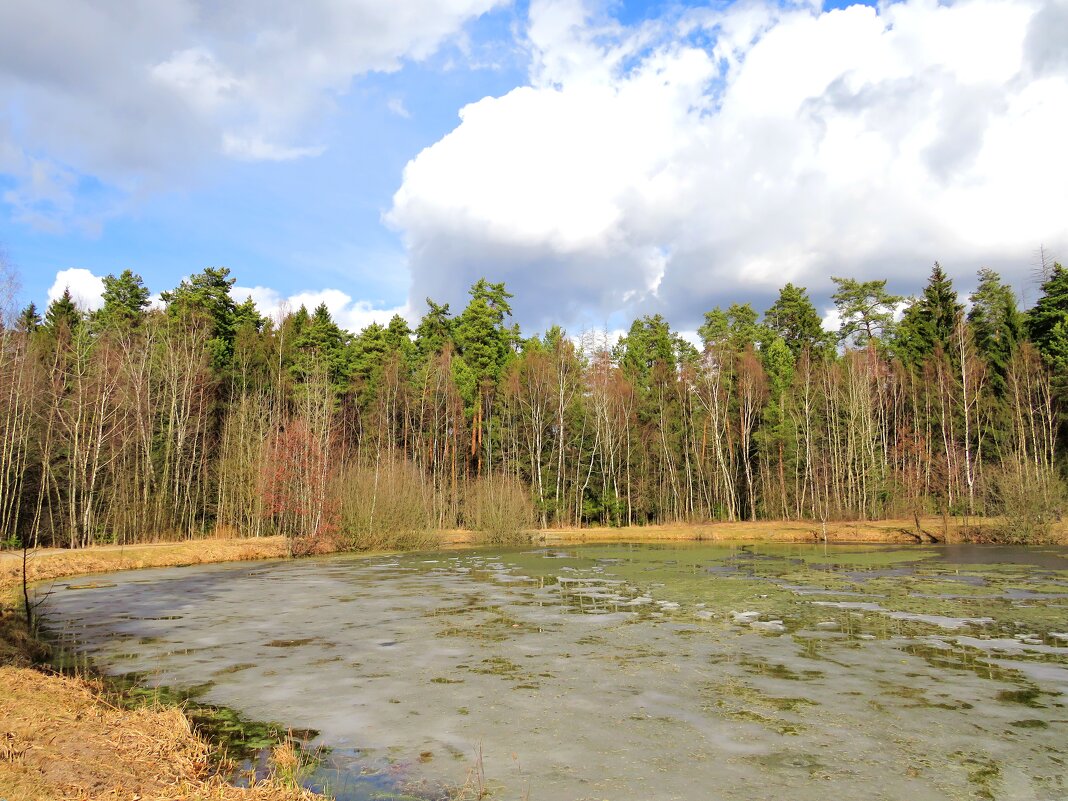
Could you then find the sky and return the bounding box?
[1,0,1067,336]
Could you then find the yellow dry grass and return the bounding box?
[0,537,326,801]
[538,517,940,544]
[0,537,295,597]
[0,665,322,801]
[445,515,1068,546]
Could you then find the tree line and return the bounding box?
[1,259,1066,549]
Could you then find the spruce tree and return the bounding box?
[893,263,963,364]
[1027,262,1068,382]
[967,268,1023,393]
[16,302,41,333]
[232,296,265,333]
[618,314,675,386]
[43,288,81,334]
[293,302,350,389]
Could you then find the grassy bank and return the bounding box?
[5,514,1066,595]
[0,537,325,801]
[0,536,293,596]
[465,514,1067,547]
[0,652,321,800]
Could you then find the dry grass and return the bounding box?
[520,515,1068,545]
[0,537,326,799]
[0,665,323,801]
[0,537,296,596]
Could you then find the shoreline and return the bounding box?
[3,514,1064,596]
[0,536,324,801]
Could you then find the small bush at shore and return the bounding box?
[983,465,1066,544]
[335,459,439,551]
[463,474,535,545]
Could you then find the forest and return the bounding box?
[0,260,1066,550]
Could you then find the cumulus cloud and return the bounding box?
[233,285,409,333]
[0,0,504,230]
[48,268,105,311]
[389,0,1068,331]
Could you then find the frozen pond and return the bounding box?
[40,543,1068,800]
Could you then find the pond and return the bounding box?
[39,543,1068,800]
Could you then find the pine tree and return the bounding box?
[97,269,150,328]
[455,279,516,385]
[764,283,829,358]
[830,277,902,347]
[161,267,238,368]
[698,304,765,353]
[414,299,454,359]
[454,279,517,472]
[385,314,415,364]
[757,335,796,518]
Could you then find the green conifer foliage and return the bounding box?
[618,314,675,386]
[97,269,151,328]
[455,279,517,386]
[16,302,41,333]
[893,263,964,363]
[764,283,829,358]
[830,276,902,347]
[1027,262,1068,387]
[414,299,454,359]
[293,302,350,389]
[967,268,1023,393]
[160,267,238,368]
[43,288,81,334]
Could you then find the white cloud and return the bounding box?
[390,0,1068,330]
[0,0,505,229]
[48,268,105,311]
[387,98,412,119]
[233,285,409,333]
[221,135,327,162]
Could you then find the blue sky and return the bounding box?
[1,0,530,313]
[1,0,1065,333]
